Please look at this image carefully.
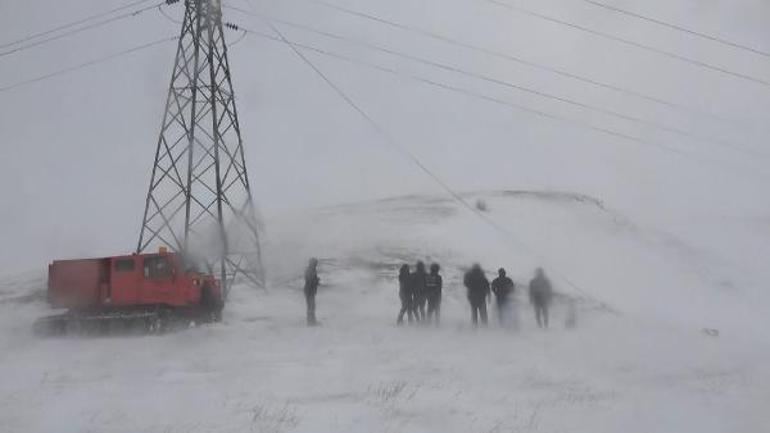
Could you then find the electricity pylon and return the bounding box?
[137,0,263,295]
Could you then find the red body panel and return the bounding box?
[48,259,109,309]
[48,252,221,311]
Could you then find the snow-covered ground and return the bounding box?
[1,191,769,433]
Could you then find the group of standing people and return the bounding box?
[464,265,512,326]
[396,261,554,328]
[463,264,553,328]
[397,261,443,325]
[303,257,555,329]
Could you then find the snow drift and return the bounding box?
[1,191,768,433]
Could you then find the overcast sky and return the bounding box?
[1,0,769,273]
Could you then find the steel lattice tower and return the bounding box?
[137,0,263,294]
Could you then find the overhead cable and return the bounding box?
[225,5,760,158]
[485,0,770,88]
[0,36,178,93]
[579,0,770,60]
[0,2,167,59]
[0,0,157,50]
[254,20,622,311]
[278,0,743,128]
[158,1,184,25]
[232,25,769,181]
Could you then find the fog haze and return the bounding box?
[1,0,769,276]
[2,2,770,431]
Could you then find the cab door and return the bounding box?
[110,256,140,305]
[141,255,175,305]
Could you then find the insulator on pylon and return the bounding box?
[224,22,240,31]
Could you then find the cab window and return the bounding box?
[115,259,135,272]
[143,256,173,279]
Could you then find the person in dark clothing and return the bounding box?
[411,261,428,322]
[199,280,223,323]
[304,258,320,326]
[491,268,515,327]
[528,267,553,328]
[424,263,443,326]
[396,264,415,325]
[464,264,490,327]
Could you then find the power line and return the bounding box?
[158,1,184,25]
[232,25,769,181]
[253,21,621,310]
[236,26,681,155]
[225,5,760,158]
[0,36,178,93]
[485,0,770,88]
[579,0,770,60]
[0,2,166,59]
[278,0,742,129]
[0,0,156,50]
[228,29,249,48]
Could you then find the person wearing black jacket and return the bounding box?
[199,279,223,323]
[424,263,443,326]
[464,264,490,326]
[491,268,515,327]
[529,267,553,328]
[304,258,320,326]
[411,261,428,322]
[396,264,414,325]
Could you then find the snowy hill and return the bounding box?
[1,191,769,433]
[263,190,768,336]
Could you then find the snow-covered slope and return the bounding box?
[264,190,769,337]
[1,191,768,433]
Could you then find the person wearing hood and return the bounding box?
[463,264,490,326]
[424,263,443,325]
[396,264,415,325]
[491,268,515,327]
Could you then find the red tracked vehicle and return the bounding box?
[34,248,223,335]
